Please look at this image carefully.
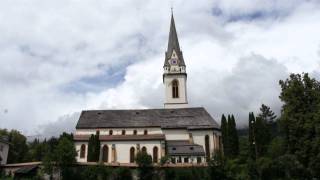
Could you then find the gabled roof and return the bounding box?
[164,13,185,67]
[76,107,219,130]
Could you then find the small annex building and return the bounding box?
[74,13,222,165]
[0,136,9,165]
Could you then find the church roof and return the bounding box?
[167,140,205,156]
[164,13,185,67]
[76,107,219,130]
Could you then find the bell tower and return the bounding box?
[163,13,188,109]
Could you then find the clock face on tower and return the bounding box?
[170,58,178,65]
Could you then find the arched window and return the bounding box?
[133,130,137,135]
[122,130,126,135]
[102,145,109,162]
[205,135,210,161]
[153,146,158,163]
[144,130,148,135]
[80,144,86,158]
[130,147,135,163]
[172,80,179,98]
[109,130,113,135]
[142,146,147,154]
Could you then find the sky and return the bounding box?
[1,0,320,138]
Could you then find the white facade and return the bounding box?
[74,128,221,164]
[0,141,9,165]
[163,50,188,109]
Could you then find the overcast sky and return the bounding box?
[1,0,320,137]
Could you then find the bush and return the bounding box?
[135,151,153,180]
[112,167,132,180]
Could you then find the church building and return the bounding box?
[74,14,221,165]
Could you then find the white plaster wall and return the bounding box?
[163,74,188,108]
[163,129,189,140]
[75,128,162,136]
[75,141,88,163]
[100,141,162,163]
[191,130,217,156]
[0,142,9,165]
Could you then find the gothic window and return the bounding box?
[133,130,137,135]
[80,144,86,158]
[144,130,148,135]
[184,157,188,163]
[172,80,179,98]
[153,146,158,163]
[109,130,113,135]
[130,147,135,163]
[142,146,147,154]
[205,135,210,161]
[122,130,126,135]
[102,145,109,162]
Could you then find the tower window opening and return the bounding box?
[172,80,179,98]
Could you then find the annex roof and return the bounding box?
[76,107,219,130]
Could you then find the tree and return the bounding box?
[279,73,320,177]
[87,132,100,162]
[7,130,28,163]
[228,115,239,157]
[258,104,277,123]
[221,114,228,157]
[135,151,153,180]
[54,137,77,180]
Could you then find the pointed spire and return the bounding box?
[164,12,185,66]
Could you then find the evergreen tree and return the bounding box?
[221,114,228,157]
[228,115,239,157]
[87,131,100,162]
[258,104,277,123]
[248,112,256,160]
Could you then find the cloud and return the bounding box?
[1,0,320,136]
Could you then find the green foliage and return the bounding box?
[81,164,111,180]
[87,131,100,162]
[279,73,320,177]
[221,114,239,159]
[112,167,132,180]
[135,151,153,180]
[3,129,29,163]
[160,155,170,166]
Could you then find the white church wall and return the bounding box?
[163,129,189,140]
[100,141,161,163]
[191,130,215,155]
[75,128,162,136]
[0,142,9,165]
[75,141,88,163]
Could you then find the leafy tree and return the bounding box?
[113,167,132,180]
[54,137,77,180]
[6,130,28,163]
[207,150,227,180]
[279,73,320,177]
[135,151,153,180]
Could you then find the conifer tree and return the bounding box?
[221,114,228,156]
[230,115,239,157]
[248,112,256,160]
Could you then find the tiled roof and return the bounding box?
[167,140,205,156]
[74,134,165,141]
[76,107,219,130]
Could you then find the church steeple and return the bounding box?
[163,13,188,109]
[164,13,185,67]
